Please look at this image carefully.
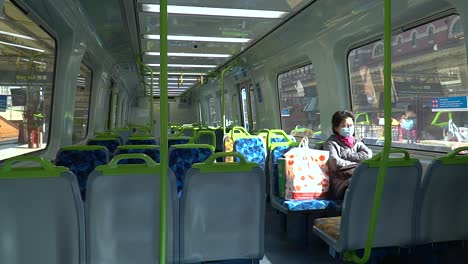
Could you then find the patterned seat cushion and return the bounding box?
[234,138,266,170]
[314,217,341,241]
[270,137,288,144]
[127,138,158,145]
[169,147,213,195]
[115,148,160,164]
[273,196,333,211]
[168,138,190,148]
[271,145,295,195]
[55,148,109,199]
[87,139,120,158]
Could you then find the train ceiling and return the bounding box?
[136,0,314,96]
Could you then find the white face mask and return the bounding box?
[339,126,354,137]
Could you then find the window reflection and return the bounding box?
[0,0,56,160]
[278,64,321,139]
[72,64,92,143]
[349,15,468,152]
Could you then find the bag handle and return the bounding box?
[1,156,55,173]
[108,154,157,168]
[298,137,309,149]
[203,152,247,165]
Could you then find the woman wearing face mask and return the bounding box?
[324,110,372,200]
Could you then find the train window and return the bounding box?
[277,64,320,138]
[0,0,56,161]
[348,14,468,152]
[72,64,92,143]
[106,89,112,130]
[240,87,249,130]
[224,90,233,127]
[231,93,241,127]
[207,96,220,126]
[250,85,257,130]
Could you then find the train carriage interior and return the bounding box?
[2,0,468,263]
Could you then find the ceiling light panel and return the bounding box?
[144,34,251,43]
[140,39,245,55]
[0,30,36,40]
[147,77,198,81]
[152,72,208,75]
[142,4,288,19]
[148,63,217,68]
[152,86,193,89]
[136,0,301,11]
[0,40,44,53]
[145,51,231,58]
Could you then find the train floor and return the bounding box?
[260,205,468,264]
[260,205,340,264]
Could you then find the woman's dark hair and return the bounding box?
[331,110,355,134]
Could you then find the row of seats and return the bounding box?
[222,128,335,214]
[313,147,468,257]
[55,129,220,199]
[0,153,265,264]
[55,144,215,199]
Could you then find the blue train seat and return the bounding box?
[313,149,421,254]
[87,137,121,158]
[86,154,178,264]
[126,136,158,145]
[55,145,109,199]
[0,156,84,264]
[169,143,214,195]
[233,136,266,171]
[115,145,160,164]
[181,152,265,263]
[416,147,468,244]
[264,130,297,197]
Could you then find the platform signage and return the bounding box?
[431,96,468,112]
[0,95,7,112]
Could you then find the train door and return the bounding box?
[238,81,257,131]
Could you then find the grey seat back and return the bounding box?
[180,152,265,263]
[340,150,422,250]
[86,154,178,264]
[417,148,468,244]
[0,156,84,264]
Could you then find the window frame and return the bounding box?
[345,11,465,154]
[0,0,59,160]
[275,61,315,132]
[72,61,93,143]
[276,60,324,135]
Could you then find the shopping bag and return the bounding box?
[284,137,330,200]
